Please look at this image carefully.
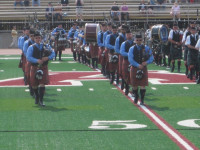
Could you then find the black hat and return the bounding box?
[135,34,142,38]
[126,29,131,33]
[101,22,106,26]
[34,31,41,37]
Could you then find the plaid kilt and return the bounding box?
[108,53,119,73]
[104,48,110,71]
[130,66,148,87]
[187,50,198,66]
[122,58,130,84]
[70,39,74,52]
[30,65,49,87]
[170,45,182,60]
[98,47,105,65]
[118,55,123,76]
[25,61,31,85]
[90,44,99,58]
[22,53,26,72]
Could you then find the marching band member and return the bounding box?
[105,25,119,84]
[97,23,107,75]
[51,23,67,61]
[23,28,35,97]
[103,22,112,78]
[27,31,55,106]
[120,29,134,95]
[168,23,182,73]
[185,27,199,81]
[68,22,78,61]
[115,24,127,85]
[128,34,154,105]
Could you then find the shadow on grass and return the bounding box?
[34,105,68,112]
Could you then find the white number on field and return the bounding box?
[177,119,200,128]
[89,120,147,130]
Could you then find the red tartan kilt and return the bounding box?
[30,65,49,87]
[70,40,74,52]
[108,53,118,72]
[104,48,110,71]
[89,44,98,58]
[122,59,130,84]
[98,47,103,64]
[118,55,123,76]
[25,61,31,85]
[22,53,26,72]
[130,66,148,87]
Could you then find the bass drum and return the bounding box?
[85,23,100,43]
[151,24,168,43]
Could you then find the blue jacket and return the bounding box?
[128,44,154,68]
[23,39,35,57]
[105,33,118,50]
[120,40,133,57]
[27,43,55,64]
[115,33,126,54]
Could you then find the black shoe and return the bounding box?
[39,99,45,107]
[171,66,175,72]
[35,97,39,104]
[140,101,144,105]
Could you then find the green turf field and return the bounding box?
[0,54,199,150]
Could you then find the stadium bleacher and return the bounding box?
[0,0,200,30]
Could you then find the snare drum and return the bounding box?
[85,23,100,43]
[58,37,67,47]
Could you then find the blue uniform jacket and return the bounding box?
[128,44,154,68]
[115,33,126,54]
[19,35,29,51]
[105,33,118,50]
[23,39,35,57]
[120,40,133,57]
[27,43,55,64]
[103,30,112,47]
[51,27,66,36]
[97,31,104,47]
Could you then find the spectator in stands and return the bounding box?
[61,0,69,6]
[139,0,147,14]
[157,0,166,9]
[14,0,23,8]
[121,1,129,21]
[45,2,54,21]
[147,1,154,14]
[170,2,181,21]
[75,0,84,21]
[55,2,63,21]
[111,1,121,24]
[24,0,30,7]
[9,26,18,48]
[32,0,40,6]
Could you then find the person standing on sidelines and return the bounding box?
[9,26,18,48]
[27,31,55,106]
[128,34,154,105]
[120,29,134,95]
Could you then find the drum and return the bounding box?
[85,23,100,43]
[151,24,168,43]
[58,37,67,47]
